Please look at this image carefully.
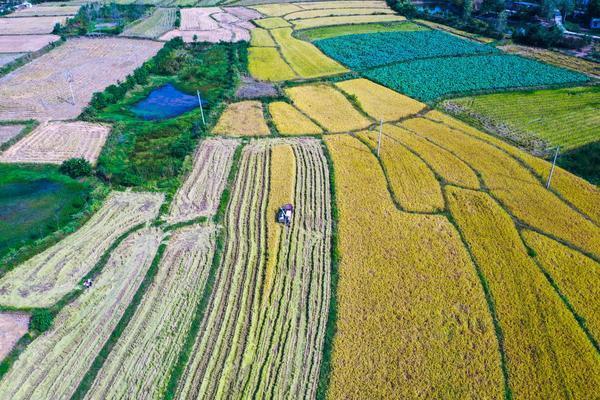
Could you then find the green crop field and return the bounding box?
[299,21,426,41]
[446,86,600,150]
[364,54,589,101]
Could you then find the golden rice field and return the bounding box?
[212,101,270,136]
[0,228,163,400]
[249,27,275,46]
[247,47,296,81]
[268,101,323,135]
[446,186,600,398]
[0,192,163,308]
[285,84,371,132]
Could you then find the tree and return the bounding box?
[496,10,508,33]
[481,0,505,13]
[30,309,54,333]
[462,0,474,20]
[60,158,93,178]
[586,0,600,21]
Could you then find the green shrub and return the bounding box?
[60,158,93,178]
[30,309,54,332]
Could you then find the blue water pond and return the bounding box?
[131,84,206,120]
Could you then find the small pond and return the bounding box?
[131,83,206,120]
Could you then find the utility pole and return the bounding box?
[377,119,383,157]
[197,90,206,126]
[546,146,560,189]
[65,72,75,106]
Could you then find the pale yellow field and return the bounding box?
[248,47,296,81]
[324,134,504,398]
[0,16,67,34]
[446,186,600,398]
[285,84,371,132]
[295,1,387,10]
[402,117,600,258]
[293,14,406,30]
[425,110,600,224]
[522,230,600,340]
[250,3,302,17]
[249,27,275,46]
[358,130,445,213]
[270,27,347,78]
[335,78,425,121]
[254,16,291,29]
[268,101,322,135]
[384,124,480,189]
[212,101,270,136]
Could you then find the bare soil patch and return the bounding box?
[0,312,29,361]
[235,75,278,99]
[0,35,60,53]
[0,37,162,121]
[0,121,110,165]
[0,16,67,34]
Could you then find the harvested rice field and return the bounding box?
[212,101,270,136]
[6,4,80,17]
[0,312,29,361]
[0,35,60,53]
[268,101,323,135]
[159,6,260,43]
[176,139,332,399]
[0,191,163,308]
[0,124,24,146]
[121,7,176,39]
[0,37,161,121]
[0,16,67,34]
[0,121,111,165]
[168,138,240,223]
[0,228,163,400]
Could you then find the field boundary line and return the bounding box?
[518,230,600,354]
[442,185,513,400]
[315,138,340,400]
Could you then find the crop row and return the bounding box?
[168,137,240,223]
[315,30,497,69]
[121,7,176,39]
[323,134,504,398]
[0,191,163,308]
[84,225,217,399]
[0,228,163,399]
[175,138,332,399]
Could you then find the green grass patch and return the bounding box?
[446,86,600,151]
[298,21,427,41]
[0,164,96,264]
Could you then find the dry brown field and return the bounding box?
[0,37,162,121]
[0,35,60,53]
[0,16,67,34]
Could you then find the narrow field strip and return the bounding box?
[248,47,297,81]
[324,134,504,398]
[250,27,276,46]
[446,186,600,398]
[0,191,163,308]
[168,138,240,223]
[425,110,600,224]
[268,101,322,135]
[284,7,395,20]
[358,130,445,213]
[176,138,332,399]
[254,16,291,29]
[335,78,425,122]
[270,27,347,78]
[0,121,110,165]
[522,230,600,344]
[250,3,302,17]
[384,123,480,189]
[0,228,163,400]
[401,117,600,258]
[121,7,176,39]
[285,84,371,132]
[292,14,406,30]
[212,101,270,136]
[295,1,388,10]
[84,225,217,399]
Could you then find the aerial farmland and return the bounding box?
[0,0,598,399]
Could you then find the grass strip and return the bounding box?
[316,140,340,400]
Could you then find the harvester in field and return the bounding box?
[277,204,294,226]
